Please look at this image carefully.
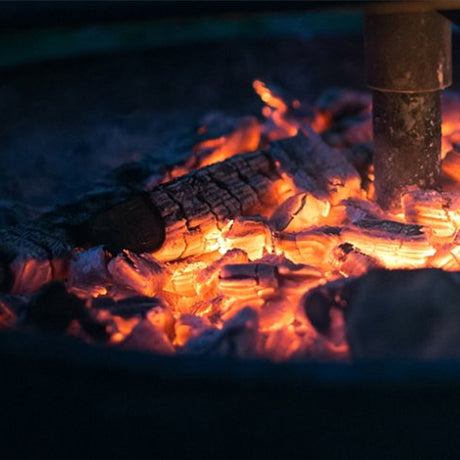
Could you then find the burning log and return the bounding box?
[89,150,287,262]
[80,131,360,264]
[14,75,460,362]
[0,127,362,295]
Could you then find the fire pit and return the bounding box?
[2,3,460,458]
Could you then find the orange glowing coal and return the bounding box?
[5,81,460,362]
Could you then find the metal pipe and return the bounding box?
[365,8,452,209]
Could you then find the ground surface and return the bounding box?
[0,34,365,210]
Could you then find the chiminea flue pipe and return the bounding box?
[364,4,452,210]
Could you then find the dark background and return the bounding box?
[0,4,365,212]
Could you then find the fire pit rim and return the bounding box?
[3,328,460,390]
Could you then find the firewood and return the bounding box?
[88,131,359,261]
[0,131,361,292]
[150,151,282,261]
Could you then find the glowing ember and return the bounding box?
[4,81,460,362]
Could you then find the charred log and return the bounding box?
[0,131,360,291]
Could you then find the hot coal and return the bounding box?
[4,74,460,361]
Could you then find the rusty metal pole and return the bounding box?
[365,6,452,210]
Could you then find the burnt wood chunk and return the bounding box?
[303,279,350,337]
[92,296,165,319]
[121,319,174,354]
[184,307,258,358]
[344,269,460,360]
[21,281,108,339]
[22,281,85,332]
